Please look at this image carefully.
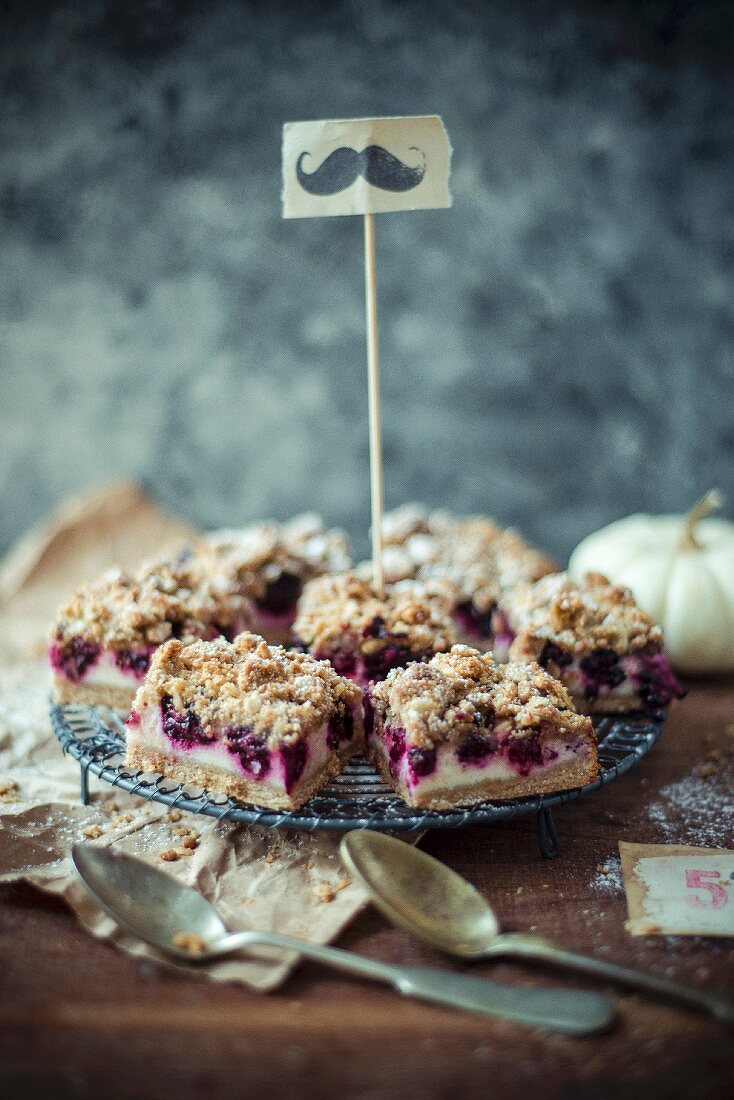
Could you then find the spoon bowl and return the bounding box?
[341,830,498,957]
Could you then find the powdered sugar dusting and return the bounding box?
[647,751,734,848]
[589,856,623,894]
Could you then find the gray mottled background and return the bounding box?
[1,0,733,561]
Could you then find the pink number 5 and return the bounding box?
[685,869,727,909]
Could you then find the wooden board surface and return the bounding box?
[1,682,733,1100]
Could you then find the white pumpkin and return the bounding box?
[569,491,734,674]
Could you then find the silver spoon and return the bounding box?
[341,831,734,1027]
[71,843,613,1034]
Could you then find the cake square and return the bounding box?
[125,633,364,810]
[198,513,352,645]
[292,571,457,687]
[367,645,599,809]
[49,557,254,710]
[501,572,685,715]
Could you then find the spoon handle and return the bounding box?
[493,934,734,1025]
[217,930,613,1034]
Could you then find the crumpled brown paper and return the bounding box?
[0,484,371,989]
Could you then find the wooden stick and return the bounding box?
[363,212,384,597]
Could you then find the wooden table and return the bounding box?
[1,682,732,1099]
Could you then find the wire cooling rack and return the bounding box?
[51,701,664,858]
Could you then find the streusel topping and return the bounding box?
[363,506,555,613]
[371,645,593,749]
[293,572,457,655]
[51,558,253,650]
[136,633,362,745]
[198,513,352,600]
[503,572,662,657]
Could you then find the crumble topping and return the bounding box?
[370,645,593,750]
[363,505,555,614]
[503,572,662,658]
[292,571,457,656]
[197,513,352,601]
[51,557,254,651]
[134,633,362,745]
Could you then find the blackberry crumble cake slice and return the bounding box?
[368,504,556,652]
[367,646,598,810]
[49,558,254,709]
[125,633,364,810]
[196,513,352,644]
[502,572,685,716]
[292,571,457,687]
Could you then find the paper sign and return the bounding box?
[282,115,452,219]
[620,842,734,937]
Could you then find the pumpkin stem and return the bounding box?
[678,489,723,551]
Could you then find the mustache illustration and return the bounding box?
[296,145,426,195]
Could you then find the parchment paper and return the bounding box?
[0,484,371,989]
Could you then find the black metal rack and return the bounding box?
[51,702,663,859]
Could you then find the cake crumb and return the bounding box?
[0,780,19,801]
[159,849,179,862]
[182,835,199,850]
[177,846,195,857]
[166,809,183,822]
[114,813,134,825]
[312,878,350,904]
[172,931,207,955]
[83,823,104,839]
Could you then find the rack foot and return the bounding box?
[537,807,560,859]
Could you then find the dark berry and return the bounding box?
[257,571,302,615]
[225,726,270,778]
[363,615,389,639]
[160,694,210,747]
[507,733,543,775]
[580,647,626,699]
[384,726,407,777]
[538,641,573,669]
[454,600,495,638]
[327,704,354,749]
[364,645,421,682]
[408,746,437,778]
[329,648,358,678]
[457,731,497,763]
[49,637,100,682]
[280,739,308,793]
[115,648,153,677]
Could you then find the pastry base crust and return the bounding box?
[125,739,358,811]
[53,676,136,712]
[367,741,599,811]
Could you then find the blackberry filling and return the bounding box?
[457,731,498,764]
[507,732,543,775]
[257,571,302,615]
[50,636,100,682]
[280,739,308,793]
[328,648,358,679]
[455,600,495,638]
[579,647,626,699]
[327,703,354,750]
[363,615,389,639]
[384,726,407,777]
[225,726,271,778]
[408,746,437,779]
[160,694,211,747]
[538,641,574,670]
[363,645,422,682]
[635,652,686,713]
[115,648,153,677]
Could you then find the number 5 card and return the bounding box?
[620,842,734,937]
